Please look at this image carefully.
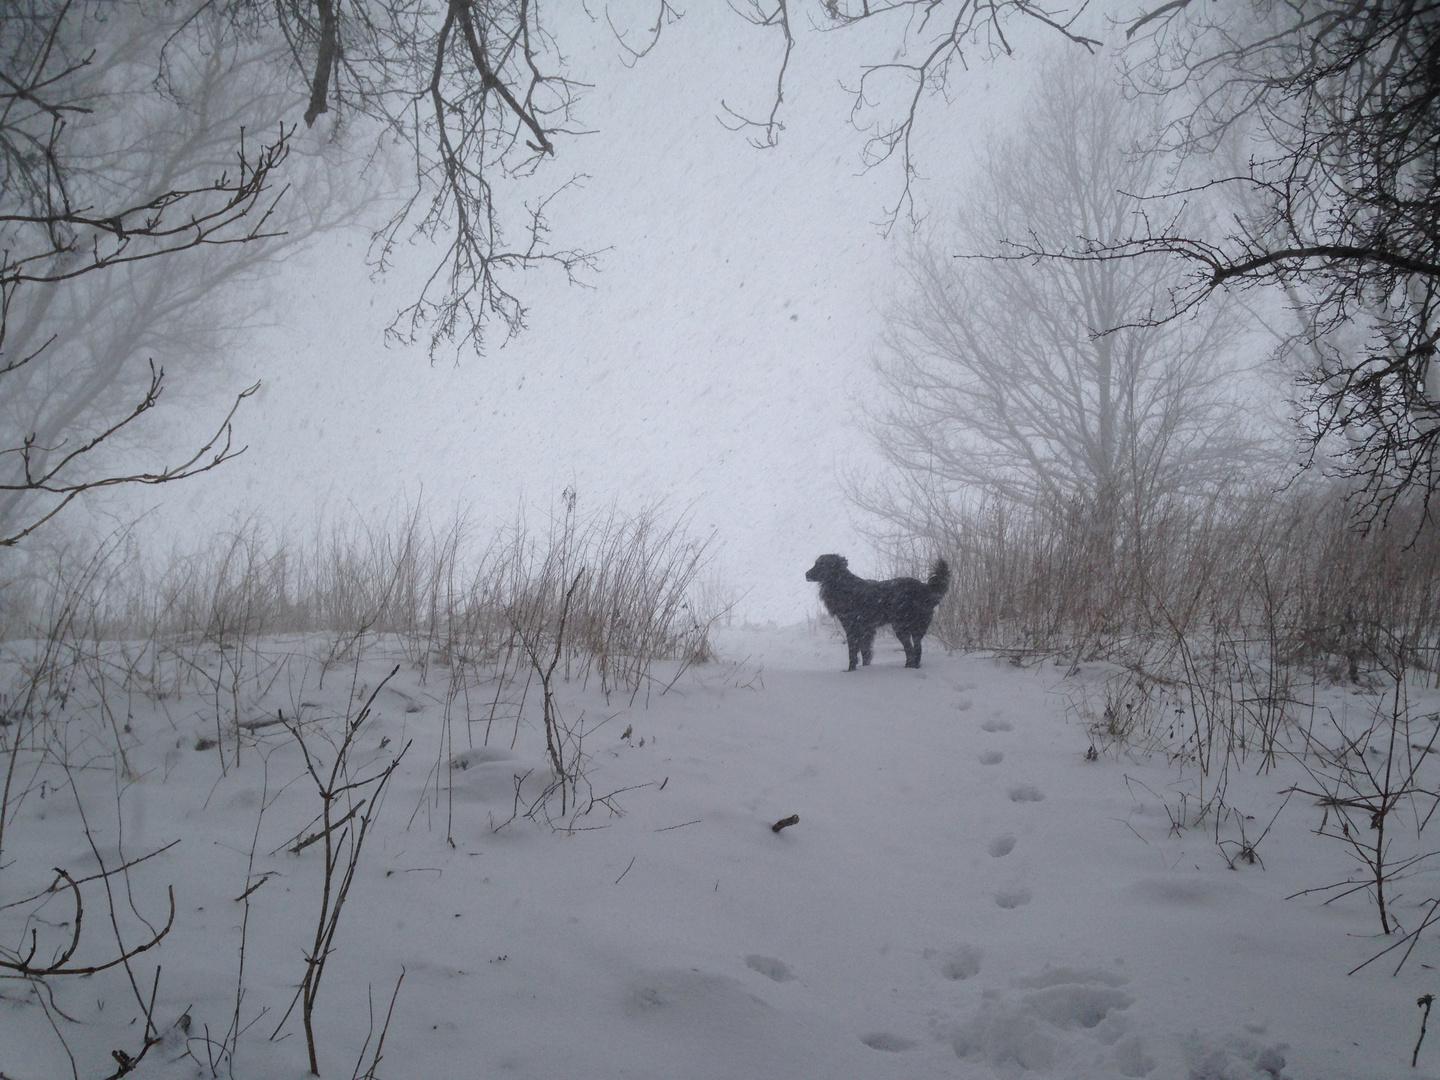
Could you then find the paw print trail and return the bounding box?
[597,625,1342,1078]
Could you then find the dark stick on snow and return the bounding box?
[771,814,799,833]
[1415,993,1433,1067]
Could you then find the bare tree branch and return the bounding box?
[819,0,1102,229]
[0,374,259,547]
[719,1,795,149]
[604,1,682,65]
[1094,0,1440,523]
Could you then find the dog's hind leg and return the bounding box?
[898,632,921,668]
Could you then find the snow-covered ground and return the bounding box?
[5,623,1436,1079]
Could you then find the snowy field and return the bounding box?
[4,621,1437,1079]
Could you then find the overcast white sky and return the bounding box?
[132,6,1047,622]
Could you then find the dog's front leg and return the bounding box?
[842,624,861,671]
[858,628,876,666]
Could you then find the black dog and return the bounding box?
[805,554,951,670]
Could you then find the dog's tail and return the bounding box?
[928,558,951,600]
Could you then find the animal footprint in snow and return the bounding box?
[988,835,1017,857]
[1179,1031,1286,1080]
[861,1033,917,1052]
[979,750,1004,765]
[744,954,795,982]
[1015,968,1134,1031]
[949,967,1138,1078]
[1025,985,1134,1028]
[954,697,974,712]
[995,887,1032,909]
[981,719,1014,732]
[939,945,982,981]
[1007,785,1045,802]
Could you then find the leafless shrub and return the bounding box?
[0,491,724,1072]
[916,470,1440,964]
[4,493,722,690]
[402,491,722,836]
[270,663,409,1077]
[1287,657,1440,943]
[1068,667,1166,762]
[915,484,1440,684]
[0,536,180,1078]
[4,494,723,846]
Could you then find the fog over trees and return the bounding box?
[1103,0,1439,523]
[0,8,370,545]
[1,0,1437,543]
[860,54,1283,545]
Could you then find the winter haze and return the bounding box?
[8,5,1440,1080]
[136,5,1023,622]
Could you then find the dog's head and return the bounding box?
[805,554,849,583]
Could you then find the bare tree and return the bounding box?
[862,54,1278,544]
[0,4,374,547]
[1036,0,1440,524]
[0,1,613,551]
[0,8,290,546]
